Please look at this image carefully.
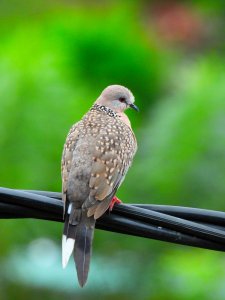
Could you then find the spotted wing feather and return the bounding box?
[83,125,137,219]
[61,122,81,216]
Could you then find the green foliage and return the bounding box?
[0,1,225,299]
[132,58,225,208]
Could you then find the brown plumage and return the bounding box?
[61,85,138,287]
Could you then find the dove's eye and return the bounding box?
[119,97,126,103]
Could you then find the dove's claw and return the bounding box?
[109,196,122,211]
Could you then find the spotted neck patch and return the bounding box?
[91,104,118,118]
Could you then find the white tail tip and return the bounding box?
[62,235,75,269]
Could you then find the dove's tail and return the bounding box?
[62,203,95,287]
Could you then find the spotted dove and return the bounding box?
[61,85,138,287]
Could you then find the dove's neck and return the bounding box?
[91,101,131,128]
[117,112,131,128]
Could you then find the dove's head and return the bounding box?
[96,85,139,113]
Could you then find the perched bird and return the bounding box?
[61,85,138,287]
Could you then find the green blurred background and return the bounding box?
[0,1,225,299]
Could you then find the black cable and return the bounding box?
[135,204,225,226]
[24,190,225,226]
[22,189,225,244]
[97,215,225,252]
[112,204,225,245]
[1,187,225,252]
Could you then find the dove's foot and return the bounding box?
[109,196,122,211]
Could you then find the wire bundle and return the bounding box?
[1,187,225,252]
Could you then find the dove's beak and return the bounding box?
[129,103,139,112]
